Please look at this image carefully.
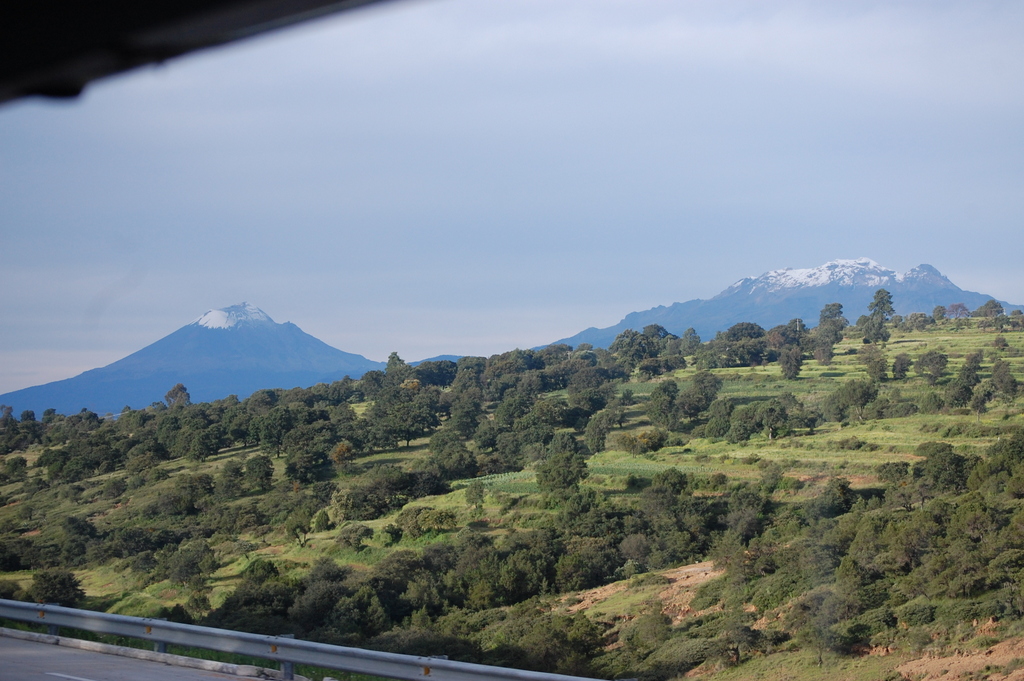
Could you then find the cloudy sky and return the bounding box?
[2,0,1023,394]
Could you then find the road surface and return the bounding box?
[0,635,248,681]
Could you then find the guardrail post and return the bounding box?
[155,618,167,653]
[279,633,295,680]
[44,604,59,636]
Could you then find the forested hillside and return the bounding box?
[2,293,1024,681]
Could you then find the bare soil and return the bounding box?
[896,634,1024,681]
[566,560,723,624]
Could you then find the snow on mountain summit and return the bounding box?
[191,303,274,329]
[725,258,907,294]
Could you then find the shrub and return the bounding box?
[337,523,374,551]
[29,568,84,607]
[895,598,935,626]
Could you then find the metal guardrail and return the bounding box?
[0,599,603,681]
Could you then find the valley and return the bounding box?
[2,298,1024,680]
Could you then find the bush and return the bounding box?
[690,577,726,610]
[337,523,374,551]
[0,579,21,600]
[895,598,935,626]
[29,568,84,606]
[642,637,724,679]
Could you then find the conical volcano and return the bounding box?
[0,304,385,415]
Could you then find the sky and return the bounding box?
[2,0,1023,394]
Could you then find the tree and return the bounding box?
[244,455,274,492]
[584,409,618,453]
[677,371,723,418]
[915,351,948,385]
[255,407,294,456]
[860,289,894,344]
[165,383,191,408]
[465,481,486,509]
[868,289,895,320]
[216,459,245,498]
[426,428,477,480]
[337,523,374,551]
[678,328,702,355]
[992,359,1019,400]
[947,302,970,319]
[713,323,768,367]
[946,351,983,408]
[815,302,848,363]
[786,587,858,665]
[167,540,218,584]
[858,345,888,381]
[647,380,680,429]
[29,568,85,606]
[914,442,971,493]
[859,316,890,344]
[756,399,789,440]
[286,507,314,546]
[903,312,933,332]
[537,449,589,494]
[970,382,995,421]
[891,353,912,380]
[181,427,219,462]
[973,299,1004,318]
[610,329,656,371]
[933,305,947,322]
[823,379,877,422]
[779,347,803,380]
[819,302,847,326]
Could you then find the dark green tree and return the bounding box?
[970,382,995,421]
[858,345,888,381]
[973,299,1004,318]
[165,383,191,408]
[29,568,85,606]
[915,350,948,385]
[244,454,275,492]
[779,346,803,380]
[914,441,972,493]
[992,359,1019,400]
[868,289,895,319]
[677,371,723,418]
[537,449,589,495]
[891,353,912,380]
[646,380,680,429]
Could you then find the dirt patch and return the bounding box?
[565,561,723,623]
[896,634,1024,681]
[566,581,629,614]
[657,562,723,623]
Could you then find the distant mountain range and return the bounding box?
[551,258,1023,349]
[4,259,1020,415]
[0,303,385,415]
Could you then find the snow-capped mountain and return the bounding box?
[552,259,1020,349]
[723,258,951,294]
[191,302,273,329]
[0,304,385,415]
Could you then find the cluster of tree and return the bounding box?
[190,465,740,677]
[691,431,1024,672]
[0,342,640,572]
[609,325,700,377]
[2,287,1024,679]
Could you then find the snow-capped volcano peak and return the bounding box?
[725,258,903,294]
[191,303,274,329]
